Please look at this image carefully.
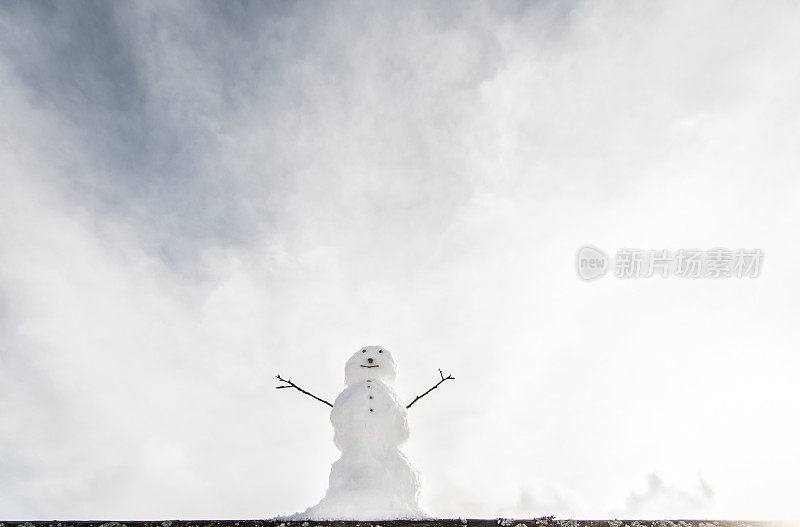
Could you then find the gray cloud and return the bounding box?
[2,0,800,521]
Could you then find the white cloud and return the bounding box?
[624,473,714,519]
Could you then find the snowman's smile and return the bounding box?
[360,364,379,368]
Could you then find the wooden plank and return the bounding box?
[0,520,792,527]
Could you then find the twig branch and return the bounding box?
[406,368,455,409]
[276,374,333,408]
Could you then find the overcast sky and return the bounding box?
[1,0,799,521]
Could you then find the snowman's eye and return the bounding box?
[379,350,383,353]
[362,349,366,352]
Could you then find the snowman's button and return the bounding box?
[369,408,373,412]
[369,395,373,399]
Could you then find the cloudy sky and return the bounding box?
[1,0,799,521]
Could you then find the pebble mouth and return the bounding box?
[360,364,379,368]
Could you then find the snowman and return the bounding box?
[276,345,454,520]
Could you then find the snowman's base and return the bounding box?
[2,519,793,527]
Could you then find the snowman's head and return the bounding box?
[344,345,397,386]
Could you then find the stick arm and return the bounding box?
[276,374,334,408]
[406,368,455,409]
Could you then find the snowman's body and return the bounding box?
[296,346,425,520]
